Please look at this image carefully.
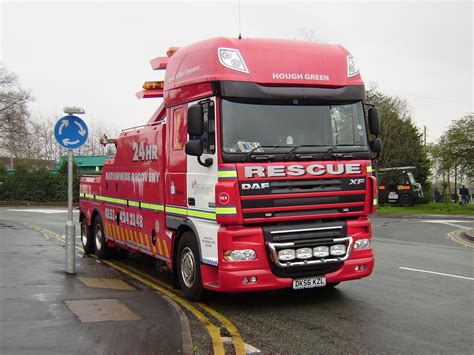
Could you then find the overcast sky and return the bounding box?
[1,0,472,142]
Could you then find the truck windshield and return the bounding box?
[221,99,368,160]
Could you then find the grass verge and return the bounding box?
[377,203,474,215]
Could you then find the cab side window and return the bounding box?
[173,108,185,151]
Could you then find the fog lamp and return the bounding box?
[296,247,313,260]
[330,244,346,256]
[224,249,256,261]
[278,249,296,261]
[354,239,370,250]
[313,246,329,258]
[347,55,359,77]
[218,48,249,73]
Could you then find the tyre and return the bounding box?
[80,217,94,254]
[93,215,110,259]
[177,231,205,301]
[399,194,414,207]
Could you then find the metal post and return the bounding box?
[65,150,75,274]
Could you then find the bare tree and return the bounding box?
[296,28,318,42]
[75,122,117,157]
[30,115,65,161]
[0,66,33,159]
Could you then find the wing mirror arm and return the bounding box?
[197,156,213,167]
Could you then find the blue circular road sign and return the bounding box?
[54,115,88,149]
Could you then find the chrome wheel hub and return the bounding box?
[80,223,87,246]
[180,247,196,288]
[95,227,102,250]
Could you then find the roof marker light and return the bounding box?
[218,47,249,73]
[167,47,180,57]
[347,55,360,77]
[142,81,164,90]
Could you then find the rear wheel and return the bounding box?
[177,231,205,301]
[399,194,414,207]
[94,216,109,259]
[80,217,94,254]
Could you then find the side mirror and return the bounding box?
[368,107,381,135]
[187,105,204,136]
[370,137,382,153]
[185,140,203,156]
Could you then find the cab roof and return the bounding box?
[163,37,363,91]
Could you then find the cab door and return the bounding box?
[165,105,187,208]
[186,99,218,215]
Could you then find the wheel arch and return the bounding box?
[167,216,202,288]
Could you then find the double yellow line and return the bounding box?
[104,259,246,355]
[17,220,245,355]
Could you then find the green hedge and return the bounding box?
[0,161,81,202]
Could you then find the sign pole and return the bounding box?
[65,149,75,274]
[55,107,88,275]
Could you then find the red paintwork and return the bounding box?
[150,56,168,70]
[199,218,374,292]
[80,36,376,295]
[163,37,363,96]
[136,89,163,99]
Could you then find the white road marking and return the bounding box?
[222,337,261,354]
[420,220,471,230]
[399,267,474,281]
[7,209,78,214]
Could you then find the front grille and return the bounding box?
[240,177,366,222]
[263,221,349,278]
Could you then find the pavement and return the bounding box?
[0,220,189,355]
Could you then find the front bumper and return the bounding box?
[203,255,374,293]
[201,218,374,293]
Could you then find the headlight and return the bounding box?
[218,48,249,73]
[224,249,256,261]
[296,247,313,260]
[278,249,296,261]
[354,239,370,250]
[347,55,359,77]
[330,244,346,256]
[313,246,329,258]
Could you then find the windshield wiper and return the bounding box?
[284,145,325,161]
[322,144,359,160]
[241,145,288,162]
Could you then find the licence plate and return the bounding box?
[293,277,326,290]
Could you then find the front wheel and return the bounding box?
[94,216,109,259]
[177,232,205,301]
[80,217,94,254]
[399,194,414,207]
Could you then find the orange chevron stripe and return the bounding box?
[156,238,163,255]
[138,231,144,245]
[163,240,170,258]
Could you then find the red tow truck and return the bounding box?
[79,37,382,300]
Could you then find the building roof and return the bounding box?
[59,155,107,168]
